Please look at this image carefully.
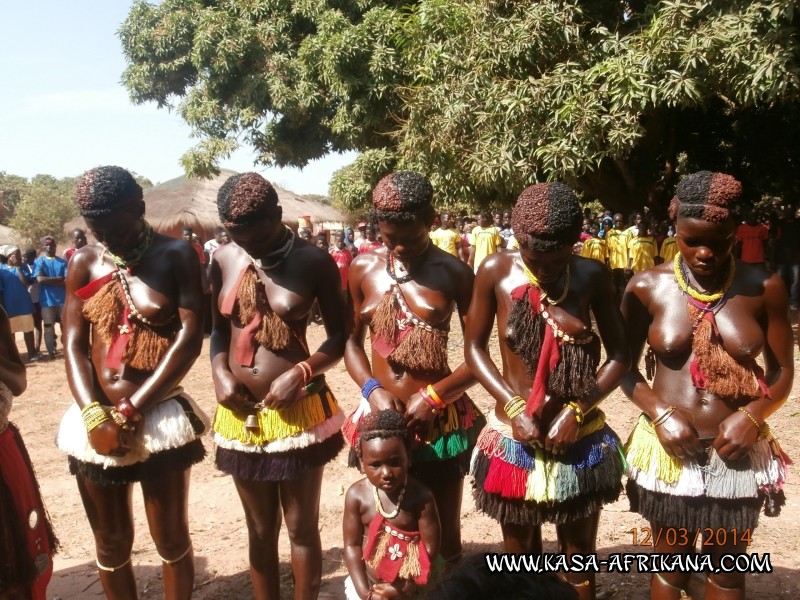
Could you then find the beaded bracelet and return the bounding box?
[115,397,141,424]
[296,361,312,384]
[504,396,526,420]
[361,377,383,400]
[651,406,676,428]
[81,402,110,432]
[564,401,584,425]
[426,385,447,409]
[419,387,446,414]
[738,407,761,430]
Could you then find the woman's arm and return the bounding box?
[343,484,371,600]
[344,254,403,412]
[128,244,204,412]
[621,273,703,460]
[464,257,542,444]
[263,250,346,408]
[63,251,100,409]
[0,306,25,396]
[714,273,794,460]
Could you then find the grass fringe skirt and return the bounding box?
[471,411,624,526]
[625,413,789,531]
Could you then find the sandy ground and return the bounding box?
[8,318,800,600]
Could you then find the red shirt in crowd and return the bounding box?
[736,223,769,263]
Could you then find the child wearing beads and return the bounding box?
[343,410,441,600]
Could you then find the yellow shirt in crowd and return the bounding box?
[429,227,462,257]
[469,226,502,272]
[627,235,657,272]
[580,237,607,264]
[659,236,678,263]
[605,229,628,270]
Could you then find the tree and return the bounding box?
[120,1,800,215]
[0,172,31,224]
[9,175,79,247]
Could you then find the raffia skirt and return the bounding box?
[56,391,208,485]
[625,414,789,532]
[470,410,624,526]
[342,394,485,483]
[213,384,344,481]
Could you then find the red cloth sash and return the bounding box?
[510,284,561,416]
[75,270,131,370]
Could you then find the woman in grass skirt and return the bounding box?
[621,171,793,600]
[464,182,630,600]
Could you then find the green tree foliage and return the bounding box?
[9,175,79,247]
[0,172,31,223]
[120,0,800,215]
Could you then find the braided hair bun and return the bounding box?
[668,171,741,223]
[511,182,582,252]
[76,166,143,217]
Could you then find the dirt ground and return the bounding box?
[9,317,800,600]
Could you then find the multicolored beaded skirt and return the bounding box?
[471,410,624,525]
[342,394,485,483]
[213,384,344,481]
[625,413,789,531]
[57,392,208,485]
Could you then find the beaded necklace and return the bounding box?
[673,254,735,304]
[253,226,295,271]
[115,270,155,326]
[106,221,154,270]
[521,260,570,305]
[373,483,406,519]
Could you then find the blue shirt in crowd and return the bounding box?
[0,265,34,318]
[32,255,67,307]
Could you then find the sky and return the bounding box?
[0,1,355,194]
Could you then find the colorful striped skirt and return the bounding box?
[342,394,485,482]
[471,410,624,525]
[625,413,789,532]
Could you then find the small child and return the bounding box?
[343,410,440,600]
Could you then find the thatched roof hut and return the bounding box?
[66,170,347,244]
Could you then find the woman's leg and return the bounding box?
[425,477,465,565]
[233,477,282,600]
[647,521,693,600]
[76,474,137,600]
[280,466,324,600]
[556,511,601,600]
[500,522,542,554]
[140,468,194,600]
[704,534,748,600]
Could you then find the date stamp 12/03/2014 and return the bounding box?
[628,527,752,548]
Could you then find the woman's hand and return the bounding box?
[544,407,581,455]
[263,365,306,411]
[713,410,760,461]
[88,420,135,457]
[654,408,704,460]
[404,391,437,434]
[214,370,258,415]
[368,387,405,413]
[510,412,544,446]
